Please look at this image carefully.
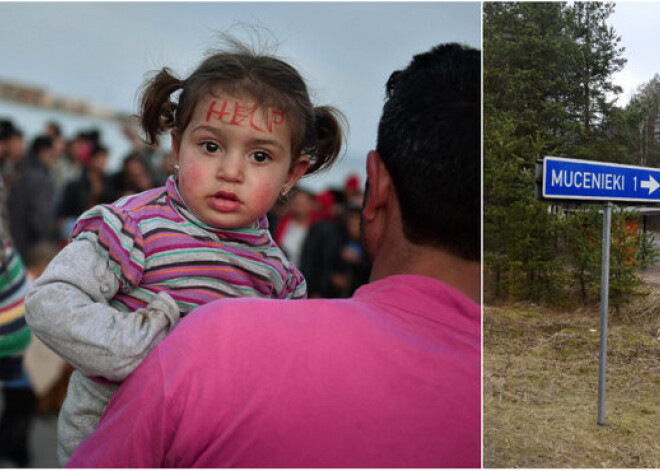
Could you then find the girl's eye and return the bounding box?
[250,151,271,163]
[202,142,220,153]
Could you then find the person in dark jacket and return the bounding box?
[7,136,59,260]
[299,189,348,298]
[329,204,372,297]
[59,144,110,219]
[58,144,111,240]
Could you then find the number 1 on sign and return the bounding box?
[634,176,637,191]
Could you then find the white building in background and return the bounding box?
[0,77,126,121]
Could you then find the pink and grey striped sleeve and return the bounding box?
[70,204,145,293]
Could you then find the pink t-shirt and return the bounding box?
[67,274,481,468]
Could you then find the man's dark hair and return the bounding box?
[376,43,480,261]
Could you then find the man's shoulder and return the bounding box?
[184,297,355,329]
[146,298,359,382]
[160,297,355,348]
[176,275,478,334]
[155,276,479,366]
[366,274,479,312]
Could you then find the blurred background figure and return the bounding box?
[51,132,88,201]
[0,239,64,468]
[343,173,364,208]
[274,188,319,268]
[0,120,34,468]
[44,122,66,166]
[329,204,371,297]
[299,189,346,298]
[270,177,371,299]
[7,136,59,261]
[58,141,110,245]
[0,122,25,191]
[121,124,169,186]
[102,152,154,203]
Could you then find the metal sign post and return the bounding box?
[535,156,660,425]
[597,202,612,425]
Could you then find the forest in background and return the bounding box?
[484,2,660,309]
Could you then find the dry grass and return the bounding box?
[483,290,660,468]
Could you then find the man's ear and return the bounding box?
[282,155,311,197]
[362,150,392,221]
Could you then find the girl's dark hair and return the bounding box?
[140,38,345,176]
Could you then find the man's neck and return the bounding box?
[369,241,481,304]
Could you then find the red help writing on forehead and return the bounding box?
[206,100,286,133]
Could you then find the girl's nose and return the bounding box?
[216,152,243,182]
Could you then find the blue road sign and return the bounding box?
[542,156,660,203]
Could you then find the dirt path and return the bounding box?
[640,263,660,286]
[638,230,660,286]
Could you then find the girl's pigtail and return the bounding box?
[140,68,184,146]
[305,106,347,175]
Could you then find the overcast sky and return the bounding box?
[0,1,481,187]
[611,2,660,105]
[4,2,660,154]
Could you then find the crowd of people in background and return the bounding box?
[1,117,370,299]
[0,115,369,467]
[1,119,173,261]
[271,176,370,298]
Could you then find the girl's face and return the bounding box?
[172,93,309,229]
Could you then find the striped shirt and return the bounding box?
[71,177,306,315]
[0,244,31,376]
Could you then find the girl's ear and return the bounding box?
[170,129,180,163]
[281,155,311,197]
[170,130,181,178]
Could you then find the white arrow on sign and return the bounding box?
[641,175,660,195]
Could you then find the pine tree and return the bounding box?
[484,2,633,305]
[567,2,626,133]
[616,75,660,167]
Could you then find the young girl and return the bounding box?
[25,40,345,464]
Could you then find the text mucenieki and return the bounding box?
[551,168,624,191]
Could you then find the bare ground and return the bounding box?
[483,272,660,468]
